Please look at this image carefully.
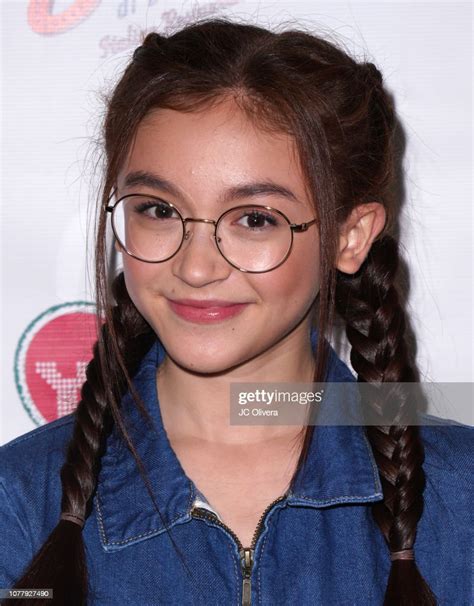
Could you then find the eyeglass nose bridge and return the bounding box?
[182,217,220,242]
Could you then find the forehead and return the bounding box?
[118,98,309,202]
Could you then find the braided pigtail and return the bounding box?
[335,235,437,605]
[8,273,155,605]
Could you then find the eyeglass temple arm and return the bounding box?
[290,218,319,232]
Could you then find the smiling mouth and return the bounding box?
[166,298,250,323]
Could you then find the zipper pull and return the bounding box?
[240,548,254,606]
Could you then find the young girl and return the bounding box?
[0,17,472,606]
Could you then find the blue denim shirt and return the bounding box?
[1,328,472,605]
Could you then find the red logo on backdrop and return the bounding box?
[27,0,101,35]
[14,302,103,425]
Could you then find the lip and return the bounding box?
[169,298,247,308]
[166,298,250,323]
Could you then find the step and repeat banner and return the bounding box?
[1,1,472,444]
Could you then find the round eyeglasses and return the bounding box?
[106,193,319,273]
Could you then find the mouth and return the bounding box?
[166,298,250,324]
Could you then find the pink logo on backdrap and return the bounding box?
[27,0,240,40]
[27,0,101,35]
[14,302,103,425]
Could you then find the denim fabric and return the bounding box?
[1,327,472,605]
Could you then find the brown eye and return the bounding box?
[133,199,179,220]
[234,209,280,230]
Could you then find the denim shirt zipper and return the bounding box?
[190,494,287,606]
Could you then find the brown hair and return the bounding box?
[9,16,437,605]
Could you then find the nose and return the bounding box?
[170,220,231,287]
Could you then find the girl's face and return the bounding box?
[115,97,321,374]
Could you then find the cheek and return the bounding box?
[251,239,320,307]
[120,256,162,314]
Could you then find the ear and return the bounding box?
[114,239,123,254]
[336,202,386,274]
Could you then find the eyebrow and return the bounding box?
[123,170,302,205]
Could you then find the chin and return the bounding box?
[158,333,251,373]
[169,351,244,375]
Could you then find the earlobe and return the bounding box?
[114,239,122,254]
[335,203,386,274]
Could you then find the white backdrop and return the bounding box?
[1,1,472,445]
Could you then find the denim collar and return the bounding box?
[94,327,383,552]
